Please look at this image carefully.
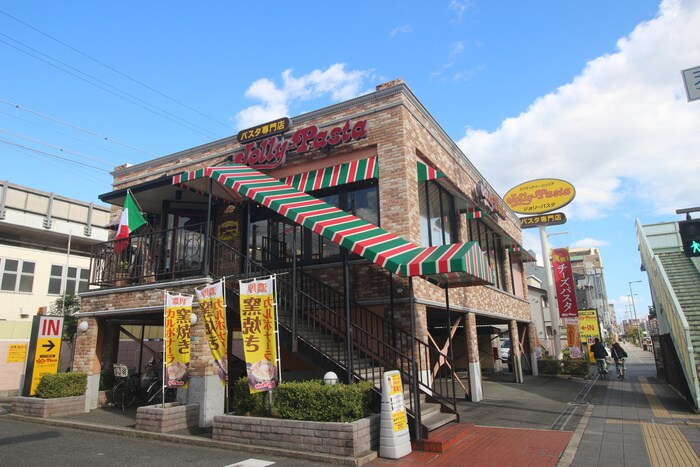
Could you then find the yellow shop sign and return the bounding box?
[504,179,576,215]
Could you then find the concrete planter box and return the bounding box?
[213,414,379,458]
[12,395,87,418]
[136,402,200,433]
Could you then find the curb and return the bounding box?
[5,413,377,466]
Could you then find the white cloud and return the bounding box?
[449,41,465,58]
[457,0,700,220]
[391,25,412,37]
[571,237,611,248]
[233,64,370,130]
[449,0,473,23]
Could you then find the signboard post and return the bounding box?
[22,315,63,396]
[379,370,412,459]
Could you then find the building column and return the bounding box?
[73,316,102,411]
[465,312,482,401]
[528,323,539,376]
[509,320,523,384]
[185,310,224,426]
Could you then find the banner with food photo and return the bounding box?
[195,279,228,384]
[239,276,280,394]
[164,292,193,388]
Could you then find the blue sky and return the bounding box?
[2,1,700,324]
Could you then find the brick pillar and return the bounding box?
[508,320,523,384]
[465,312,482,401]
[73,317,101,410]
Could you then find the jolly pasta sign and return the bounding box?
[504,179,575,215]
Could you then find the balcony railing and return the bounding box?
[90,223,207,287]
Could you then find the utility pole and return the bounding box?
[628,280,643,346]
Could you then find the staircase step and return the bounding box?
[413,423,473,453]
[420,410,459,434]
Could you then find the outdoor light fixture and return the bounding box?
[78,321,89,333]
[323,371,339,385]
[190,313,198,326]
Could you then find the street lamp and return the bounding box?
[628,280,643,346]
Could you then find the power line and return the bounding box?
[0,139,111,172]
[0,128,113,168]
[0,99,157,159]
[0,8,232,133]
[0,34,222,140]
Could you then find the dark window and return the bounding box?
[419,181,457,247]
[1,259,35,293]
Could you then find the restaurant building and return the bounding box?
[73,79,535,440]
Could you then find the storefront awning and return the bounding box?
[281,157,377,192]
[173,164,495,288]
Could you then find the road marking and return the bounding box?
[225,460,276,467]
[641,422,700,467]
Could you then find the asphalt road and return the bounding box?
[0,417,329,467]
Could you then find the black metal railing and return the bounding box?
[90,226,460,435]
[90,223,206,286]
[209,237,460,431]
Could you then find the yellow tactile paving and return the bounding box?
[641,422,700,467]
[640,379,672,419]
[642,377,700,421]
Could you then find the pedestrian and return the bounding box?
[611,342,628,379]
[590,338,608,375]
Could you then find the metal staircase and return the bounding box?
[658,252,700,376]
[210,237,459,439]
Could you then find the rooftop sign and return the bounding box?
[504,178,575,215]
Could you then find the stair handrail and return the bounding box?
[636,219,700,408]
[209,236,460,416]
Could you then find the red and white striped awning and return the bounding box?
[173,163,495,288]
[281,157,377,192]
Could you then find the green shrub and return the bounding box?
[561,359,590,377]
[230,377,267,415]
[35,372,87,398]
[274,380,372,422]
[538,359,562,375]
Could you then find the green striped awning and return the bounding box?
[173,164,494,288]
[281,157,377,192]
[417,161,446,181]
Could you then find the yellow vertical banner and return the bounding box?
[165,292,193,388]
[195,279,228,384]
[577,309,601,363]
[239,277,279,394]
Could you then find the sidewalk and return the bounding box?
[564,345,700,466]
[3,345,699,466]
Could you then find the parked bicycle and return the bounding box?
[111,362,176,410]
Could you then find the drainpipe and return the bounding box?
[343,249,353,383]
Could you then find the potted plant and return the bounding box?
[115,260,130,286]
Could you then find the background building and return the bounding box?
[569,248,613,340]
[0,181,110,395]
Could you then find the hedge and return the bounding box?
[538,358,590,377]
[35,372,87,399]
[229,377,373,422]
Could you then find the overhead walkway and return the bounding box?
[636,219,700,408]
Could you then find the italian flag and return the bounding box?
[114,191,146,254]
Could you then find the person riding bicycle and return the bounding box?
[590,338,608,376]
[611,342,628,379]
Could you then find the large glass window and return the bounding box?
[1,258,35,293]
[419,181,457,247]
[48,265,89,295]
[248,180,379,267]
